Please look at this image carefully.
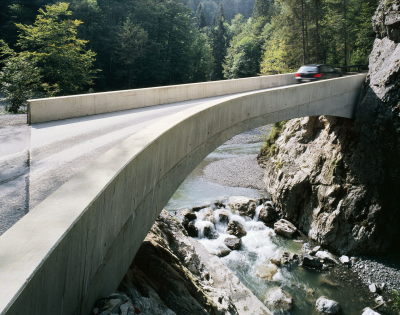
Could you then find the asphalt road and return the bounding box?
[0,85,287,235]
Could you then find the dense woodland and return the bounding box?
[0,0,377,112]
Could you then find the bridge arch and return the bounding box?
[0,74,365,315]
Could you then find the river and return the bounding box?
[165,126,375,315]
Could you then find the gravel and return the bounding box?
[351,257,400,292]
[0,114,27,127]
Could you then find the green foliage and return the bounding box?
[223,17,263,78]
[0,51,42,113]
[261,121,286,158]
[209,9,229,79]
[15,2,97,95]
[391,290,400,312]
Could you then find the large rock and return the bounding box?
[224,237,241,250]
[228,196,257,218]
[273,219,298,238]
[301,254,323,270]
[258,205,279,226]
[258,0,400,255]
[255,263,278,280]
[264,287,293,312]
[227,220,247,238]
[315,296,340,314]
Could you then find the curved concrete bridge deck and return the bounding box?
[0,73,366,314]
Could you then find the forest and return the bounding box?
[0,0,377,113]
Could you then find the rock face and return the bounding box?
[258,0,400,255]
[264,287,293,312]
[93,210,272,315]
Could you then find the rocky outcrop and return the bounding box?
[258,0,400,255]
[93,210,271,315]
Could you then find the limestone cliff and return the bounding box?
[258,0,400,255]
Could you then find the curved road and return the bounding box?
[0,85,289,235]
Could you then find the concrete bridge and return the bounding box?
[0,73,366,314]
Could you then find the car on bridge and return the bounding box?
[295,64,342,83]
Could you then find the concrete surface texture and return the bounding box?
[0,74,365,315]
[28,73,294,123]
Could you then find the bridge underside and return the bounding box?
[0,74,365,315]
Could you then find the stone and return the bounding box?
[362,307,381,315]
[315,250,339,265]
[216,247,231,258]
[374,295,385,305]
[255,263,278,280]
[181,209,197,222]
[264,287,293,312]
[227,220,247,238]
[228,196,257,218]
[369,283,377,293]
[315,296,340,314]
[217,210,230,224]
[224,237,241,250]
[301,254,323,270]
[310,245,321,255]
[258,205,279,226]
[184,221,198,237]
[192,204,210,212]
[339,255,350,265]
[273,219,298,238]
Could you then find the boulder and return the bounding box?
[315,296,340,314]
[216,247,231,258]
[274,219,298,238]
[339,255,350,265]
[201,208,216,224]
[255,263,278,280]
[362,307,381,315]
[217,210,230,224]
[315,250,339,265]
[224,237,241,250]
[310,245,322,255]
[258,205,279,226]
[301,254,323,270]
[181,209,197,222]
[368,283,377,293]
[228,196,257,218]
[264,287,293,312]
[192,204,210,212]
[227,220,247,238]
[182,220,198,237]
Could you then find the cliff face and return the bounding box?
[258,0,400,255]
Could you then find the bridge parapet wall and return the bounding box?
[28,74,295,124]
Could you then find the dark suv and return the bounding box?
[295,64,342,83]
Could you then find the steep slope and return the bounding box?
[258,0,400,255]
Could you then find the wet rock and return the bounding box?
[315,296,340,314]
[362,307,381,315]
[192,204,210,212]
[278,251,299,265]
[310,245,321,255]
[228,196,257,218]
[183,220,198,237]
[217,209,230,224]
[273,219,298,238]
[227,220,247,238]
[264,287,293,312]
[255,263,278,280]
[339,255,350,265]
[258,205,279,226]
[301,254,323,270]
[315,250,339,265]
[216,247,231,257]
[224,237,241,250]
[181,209,197,222]
[197,221,218,239]
[201,208,217,224]
[374,295,385,305]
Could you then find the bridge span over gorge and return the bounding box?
[0,73,366,314]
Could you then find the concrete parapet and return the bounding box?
[28,74,295,124]
[1,74,365,314]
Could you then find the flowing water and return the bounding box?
[166,127,373,315]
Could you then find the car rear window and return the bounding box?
[298,66,318,72]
